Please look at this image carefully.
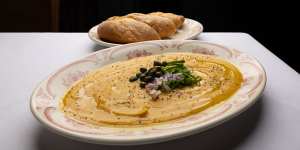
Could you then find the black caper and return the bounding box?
[129,76,138,82]
[139,73,146,81]
[155,71,163,77]
[144,76,154,82]
[162,61,168,66]
[149,67,155,72]
[139,82,146,88]
[136,73,141,78]
[154,61,162,66]
[140,67,147,73]
[155,66,162,71]
[146,68,155,76]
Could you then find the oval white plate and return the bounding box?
[30,40,266,145]
[88,18,204,47]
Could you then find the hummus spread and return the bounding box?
[61,53,243,126]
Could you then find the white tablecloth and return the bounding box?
[0,33,299,150]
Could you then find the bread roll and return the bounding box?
[149,12,185,28]
[107,16,122,20]
[97,18,161,44]
[126,13,177,38]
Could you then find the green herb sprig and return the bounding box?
[161,60,201,89]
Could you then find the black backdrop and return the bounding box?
[59,0,298,72]
[0,0,297,72]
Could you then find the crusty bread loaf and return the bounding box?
[97,18,161,44]
[107,16,123,21]
[97,12,185,44]
[149,12,185,28]
[126,13,177,38]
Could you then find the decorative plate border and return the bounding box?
[30,40,266,145]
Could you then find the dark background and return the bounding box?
[1,0,298,72]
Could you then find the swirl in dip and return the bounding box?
[61,53,243,126]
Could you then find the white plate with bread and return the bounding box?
[88,12,203,47]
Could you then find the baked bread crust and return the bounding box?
[97,12,185,43]
[97,18,161,44]
[149,12,185,28]
[126,13,177,38]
